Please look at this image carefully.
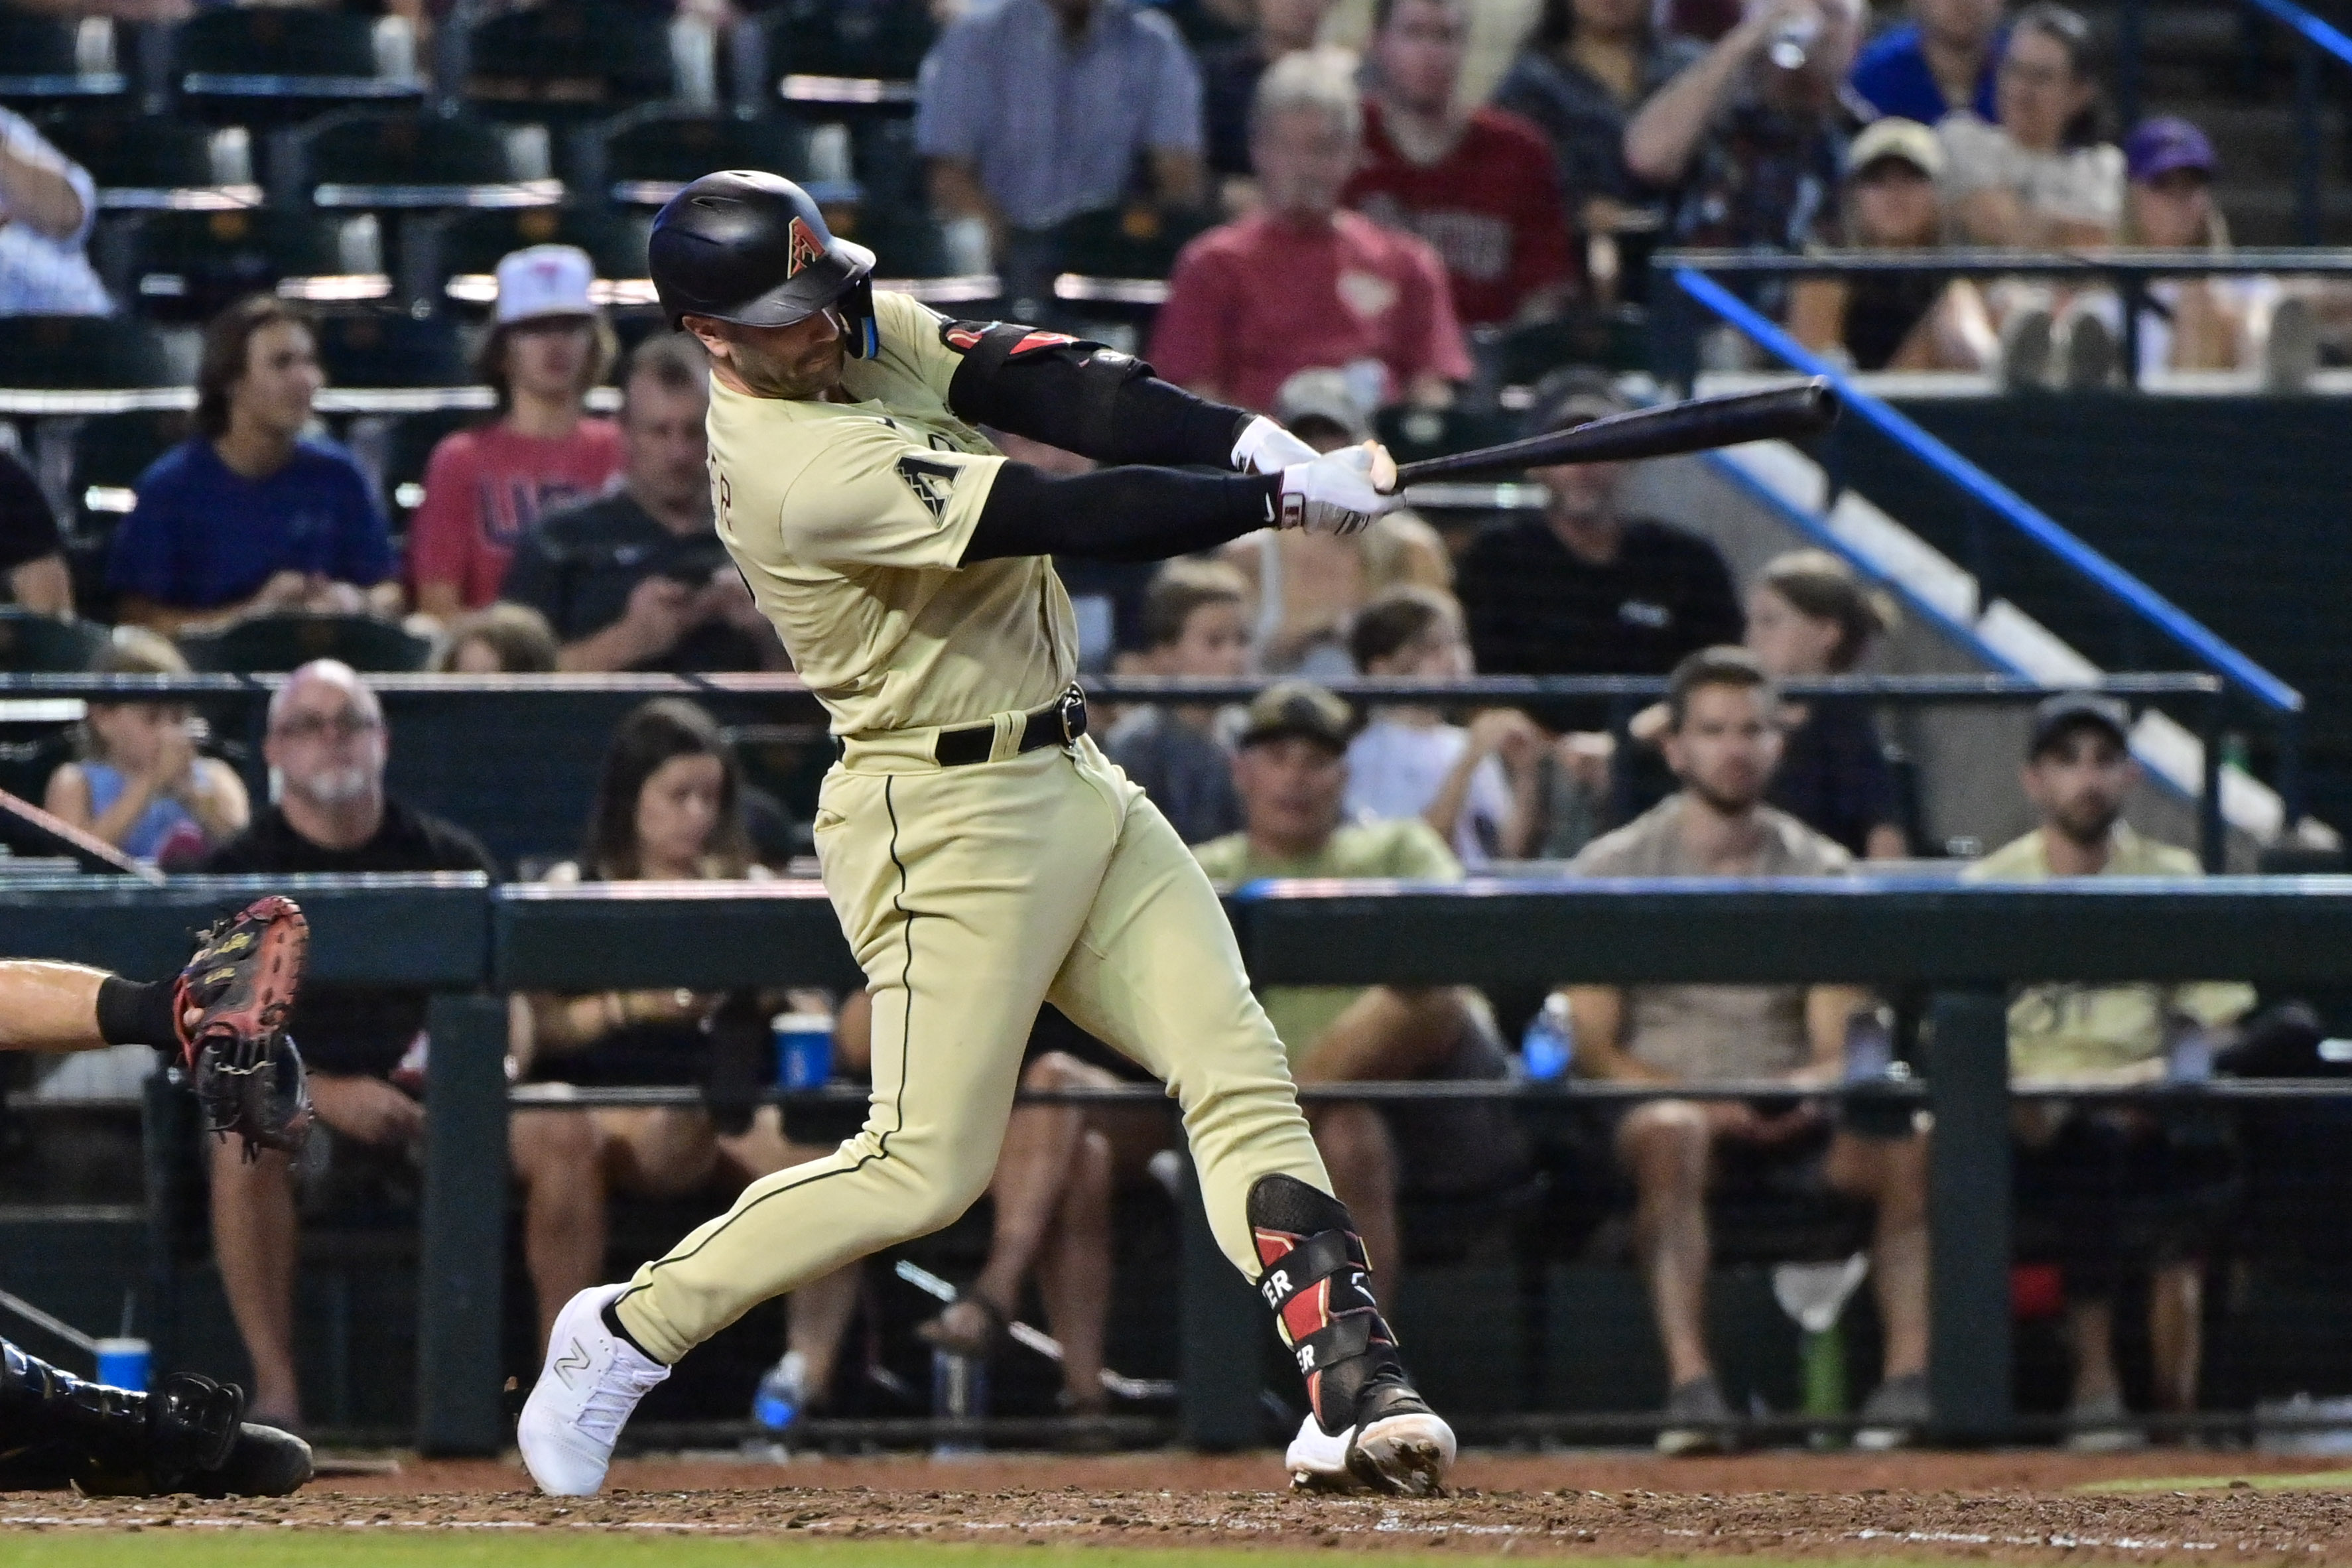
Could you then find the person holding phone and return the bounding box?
[499,334,781,673]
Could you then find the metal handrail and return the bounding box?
[1658,246,2352,278]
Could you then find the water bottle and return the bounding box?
[1521,994,1575,1081]
[931,1348,989,1457]
[751,1350,808,1433]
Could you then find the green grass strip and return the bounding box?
[2076,1467,2352,1494]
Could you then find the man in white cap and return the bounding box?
[409,244,622,621]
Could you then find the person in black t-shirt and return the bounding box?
[0,447,72,616]
[1456,380,1742,732]
[498,335,778,674]
[197,660,605,1430]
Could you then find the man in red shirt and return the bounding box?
[1150,48,1472,415]
[408,245,623,619]
[1344,0,1579,328]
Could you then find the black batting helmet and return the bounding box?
[647,170,880,357]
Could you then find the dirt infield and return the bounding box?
[7,1451,2352,1562]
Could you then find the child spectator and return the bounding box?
[43,629,247,868]
[1788,118,1998,371]
[1345,585,1542,865]
[407,246,622,620]
[1102,558,1254,844]
[433,602,560,675]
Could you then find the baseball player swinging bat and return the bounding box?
[1390,380,1839,488]
[517,170,1838,1506]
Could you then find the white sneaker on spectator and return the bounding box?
[519,1284,671,1496]
[2264,295,2320,392]
[2001,308,2056,391]
[1656,1373,1737,1456]
[2061,312,2119,389]
[1854,1370,1929,1451]
[2065,1388,2144,1453]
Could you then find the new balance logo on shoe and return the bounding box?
[553,1343,590,1386]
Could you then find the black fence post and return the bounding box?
[1178,1156,1262,1451]
[1927,987,2012,1443]
[2298,39,2323,245]
[416,993,509,1457]
[2118,0,2145,141]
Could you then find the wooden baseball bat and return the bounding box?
[1390,379,1839,488]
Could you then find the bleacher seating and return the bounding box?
[179,612,430,676]
[736,0,935,107]
[429,205,653,310]
[0,609,108,675]
[0,316,170,391]
[36,111,255,212]
[0,13,123,107]
[296,108,558,214]
[121,210,386,324]
[598,107,822,208]
[310,308,466,389]
[171,7,420,125]
[464,2,691,124]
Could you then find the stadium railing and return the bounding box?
[7,872,2352,1456]
[1650,253,2309,833]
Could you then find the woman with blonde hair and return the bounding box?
[44,629,247,867]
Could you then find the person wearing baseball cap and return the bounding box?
[1788,117,1997,373]
[408,244,623,621]
[1963,688,2255,1447]
[1195,679,1528,1316]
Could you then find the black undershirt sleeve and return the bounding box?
[943,324,1252,470]
[962,464,1279,564]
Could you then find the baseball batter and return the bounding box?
[519,172,1453,1497]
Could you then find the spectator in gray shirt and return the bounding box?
[917,0,1207,310]
[1104,558,1251,844]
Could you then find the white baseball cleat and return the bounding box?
[1285,1405,1457,1496]
[519,1284,671,1496]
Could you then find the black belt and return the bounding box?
[932,685,1088,767]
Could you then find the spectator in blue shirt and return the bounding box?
[108,296,397,635]
[1850,0,2004,125]
[916,0,1207,310]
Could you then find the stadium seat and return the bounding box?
[0,14,123,107]
[0,316,170,390]
[1493,310,1647,391]
[180,613,430,675]
[428,205,652,310]
[0,609,109,674]
[124,209,387,324]
[464,2,686,122]
[1054,205,1212,286]
[596,108,821,208]
[373,407,480,524]
[65,409,188,531]
[830,208,956,282]
[296,108,560,212]
[173,7,421,123]
[36,111,255,211]
[310,308,466,388]
[734,0,935,107]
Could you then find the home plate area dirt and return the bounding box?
[10,1451,2352,1561]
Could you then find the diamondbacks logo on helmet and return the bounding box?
[785,218,824,279]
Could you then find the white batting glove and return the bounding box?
[1231,413,1320,475]
[1277,442,1400,537]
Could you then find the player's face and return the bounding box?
[1235,736,1348,851]
[692,311,846,401]
[1165,600,1252,680]
[635,752,727,876]
[621,374,711,515]
[1744,584,1844,677]
[1664,682,1782,815]
[231,321,324,441]
[2025,727,2135,847]
[1253,106,1357,220]
[1376,0,1466,116]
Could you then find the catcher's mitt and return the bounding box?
[176,896,312,1159]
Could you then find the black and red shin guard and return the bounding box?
[1248,1174,1429,1438]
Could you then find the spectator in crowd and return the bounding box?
[1964,693,2252,1447]
[407,246,622,621]
[107,297,397,636]
[1849,0,2002,125]
[432,601,560,675]
[1939,5,2119,251]
[1150,48,1472,416]
[1788,119,1999,372]
[1456,377,1741,731]
[0,444,72,616]
[1102,557,1252,846]
[1493,0,1706,235]
[517,699,858,1429]
[198,661,552,1427]
[1624,0,1865,259]
[1224,369,1454,675]
[1346,584,1543,864]
[501,335,776,673]
[916,0,1207,310]
[1566,647,1929,1453]
[1196,681,1528,1304]
[0,106,108,316]
[44,630,246,867]
[1196,0,1338,188]
[1745,549,1908,858]
[1346,0,1578,328]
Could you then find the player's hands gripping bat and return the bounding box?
[176,895,314,1160]
[1385,379,1839,490]
[1278,442,1402,536]
[1232,413,1321,476]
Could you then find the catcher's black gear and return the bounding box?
[176,896,312,1160]
[647,170,879,356]
[0,1339,310,1496]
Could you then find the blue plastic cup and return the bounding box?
[94,1338,149,1393]
[772,1012,833,1091]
